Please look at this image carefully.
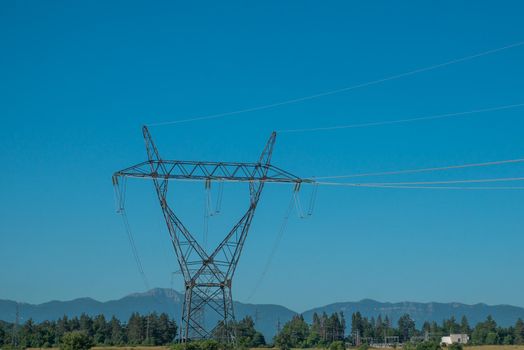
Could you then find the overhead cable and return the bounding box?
[278,102,524,133]
[315,157,524,179]
[315,181,524,190]
[353,176,524,186]
[147,41,524,127]
[246,193,295,301]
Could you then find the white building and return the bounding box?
[441,334,469,345]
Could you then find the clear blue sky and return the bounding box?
[1,1,524,313]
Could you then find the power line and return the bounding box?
[364,185,524,190]
[246,193,295,301]
[278,102,524,133]
[112,175,153,292]
[315,182,524,190]
[314,157,524,179]
[356,176,524,186]
[119,209,150,289]
[147,40,524,127]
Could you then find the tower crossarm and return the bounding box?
[114,160,313,184]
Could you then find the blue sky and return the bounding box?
[1,1,524,313]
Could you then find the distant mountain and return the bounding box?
[1,289,524,341]
[0,289,295,341]
[302,298,524,329]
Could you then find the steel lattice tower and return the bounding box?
[113,126,310,342]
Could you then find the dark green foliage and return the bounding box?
[212,317,266,347]
[329,340,345,350]
[0,325,5,346]
[126,312,144,344]
[109,316,125,345]
[503,334,514,345]
[515,318,524,344]
[485,332,499,345]
[274,315,309,348]
[460,316,470,335]
[273,312,345,348]
[447,344,463,350]
[59,331,94,350]
[471,315,497,345]
[442,317,460,334]
[171,342,201,350]
[251,332,266,347]
[4,310,524,348]
[274,331,291,350]
[415,341,441,350]
[200,339,221,350]
[0,312,176,348]
[171,339,235,350]
[398,314,416,342]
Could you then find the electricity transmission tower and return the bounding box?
[113,126,311,342]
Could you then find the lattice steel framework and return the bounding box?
[113,126,311,342]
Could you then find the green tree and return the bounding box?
[351,312,364,343]
[274,315,309,348]
[251,331,266,347]
[235,316,256,347]
[415,341,440,350]
[311,313,321,336]
[275,331,292,350]
[442,317,460,334]
[306,329,321,347]
[157,312,177,345]
[79,314,93,337]
[59,331,94,350]
[448,344,463,350]
[398,314,416,342]
[0,324,6,346]
[37,320,57,347]
[92,314,108,345]
[471,315,497,345]
[515,318,524,345]
[69,317,80,332]
[485,332,499,345]
[109,316,124,345]
[127,312,144,345]
[329,340,345,350]
[503,334,514,345]
[460,316,470,335]
[56,316,70,343]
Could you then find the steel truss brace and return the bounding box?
[113,126,311,342]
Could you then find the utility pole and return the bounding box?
[113,127,312,342]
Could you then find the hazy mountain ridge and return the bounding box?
[302,299,524,330]
[1,289,524,341]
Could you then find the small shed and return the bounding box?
[441,334,469,345]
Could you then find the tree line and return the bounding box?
[274,312,346,349]
[0,312,177,348]
[2,311,524,349]
[274,312,524,349]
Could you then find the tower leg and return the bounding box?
[180,281,237,343]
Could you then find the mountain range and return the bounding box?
[1,289,523,341]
